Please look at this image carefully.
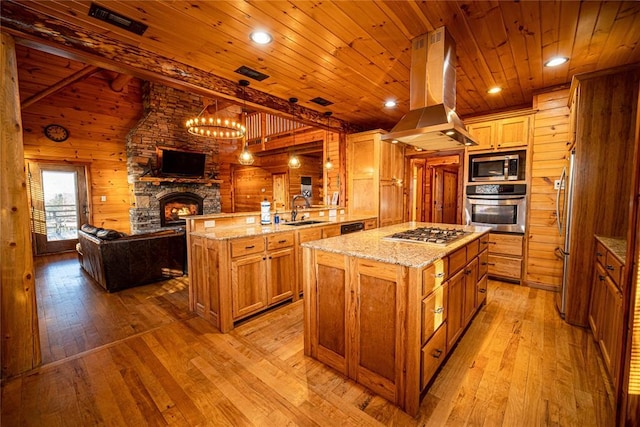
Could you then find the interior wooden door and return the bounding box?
[28,162,89,255]
[272,172,288,210]
[410,159,426,222]
[432,168,443,223]
[442,169,458,224]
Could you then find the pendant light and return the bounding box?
[323,111,333,170]
[237,80,255,165]
[288,98,301,169]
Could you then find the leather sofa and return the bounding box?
[77,225,185,292]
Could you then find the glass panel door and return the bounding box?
[28,162,89,255]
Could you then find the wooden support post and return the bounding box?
[1,32,41,378]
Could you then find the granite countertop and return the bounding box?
[184,206,344,221]
[595,235,627,264]
[190,214,376,240]
[302,222,492,269]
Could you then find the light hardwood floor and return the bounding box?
[1,254,615,426]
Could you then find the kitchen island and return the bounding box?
[302,222,491,416]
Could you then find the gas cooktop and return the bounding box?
[384,227,470,245]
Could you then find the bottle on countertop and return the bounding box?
[260,198,271,225]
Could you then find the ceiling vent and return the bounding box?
[310,97,333,107]
[88,3,148,35]
[235,66,270,82]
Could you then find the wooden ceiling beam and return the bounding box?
[109,73,133,92]
[0,3,359,133]
[20,64,98,109]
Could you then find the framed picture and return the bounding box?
[331,191,339,206]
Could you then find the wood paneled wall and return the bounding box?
[324,131,340,205]
[525,89,570,289]
[17,46,143,232]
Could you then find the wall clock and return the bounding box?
[44,124,69,142]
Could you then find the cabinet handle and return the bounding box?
[464,268,473,275]
[596,252,604,257]
[269,256,273,260]
[435,272,445,278]
[606,265,614,271]
[487,263,496,266]
[278,240,287,244]
[481,262,487,266]
[599,275,606,281]
[245,245,255,249]
[263,257,266,261]
[481,241,488,245]
[488,241,497,245]
[431,348,443,359]
[432,306,444,314]
[479,288,487,294]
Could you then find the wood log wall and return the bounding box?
[525,89,570,289]
[17,46,143,232]
[1,33,41,378]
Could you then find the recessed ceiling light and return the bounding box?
[544,56,569,67]
[445,130,455,136]
[487,86,502,94]
[250,31,273,45]
[391,139,398,144]
[384,100,397,108]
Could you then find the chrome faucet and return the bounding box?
[291,194,310,221]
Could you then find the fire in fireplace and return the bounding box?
[159,192,204,227]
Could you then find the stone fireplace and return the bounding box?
[159,192,203,227]
[126,82,222,234]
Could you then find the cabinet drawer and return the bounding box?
[449,247,467,276]
[595,242,606,267]
[421,285,447,344]
[267,232,295,250]
[488,233,523,256]
[605,252,624,290]
[230,236,265,258]
[488,255,522,280]
[421,324,447,389]
[478,250,489,278]
[479,233,490,251]
[298,228,323,244]
[466,239,479,260]
[364,219,377,230]
[422,258,448,296]
[322,225,341,238]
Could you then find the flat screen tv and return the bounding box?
[157,147,206,178]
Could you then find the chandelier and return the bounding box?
[237,80,255,165]
[288,98,302,169]
[185,99,246,139]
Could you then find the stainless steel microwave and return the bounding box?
[470,153,522,182]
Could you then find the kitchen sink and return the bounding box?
[281,220,327,226]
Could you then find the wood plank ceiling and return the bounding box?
[2,1,640,131]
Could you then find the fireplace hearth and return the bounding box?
[159,192,204,227]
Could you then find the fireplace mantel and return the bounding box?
[138,177,223,186]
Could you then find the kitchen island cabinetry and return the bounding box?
[589,236,626,394]
[303,223,490,416]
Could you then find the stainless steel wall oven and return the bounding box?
[464,184,526,233]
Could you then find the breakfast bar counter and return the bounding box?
[302,222,491,416]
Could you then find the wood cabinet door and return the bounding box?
[296,228,323,296]
[354,259,404,404]
[477,274,488,306]
[446,269,465,349]
[463,258,479,324]
[267,247,295,305]
[599,274,623,391]
[589,262,606,340]
[314,251,349,375]
[379,182,404,226]
[467,122,495,151]
[496,116,530,149]
[231,254,267,319]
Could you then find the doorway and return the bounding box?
[408,153,463,224]
[28,162,89,255]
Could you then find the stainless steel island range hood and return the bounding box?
[382,27,478,150]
